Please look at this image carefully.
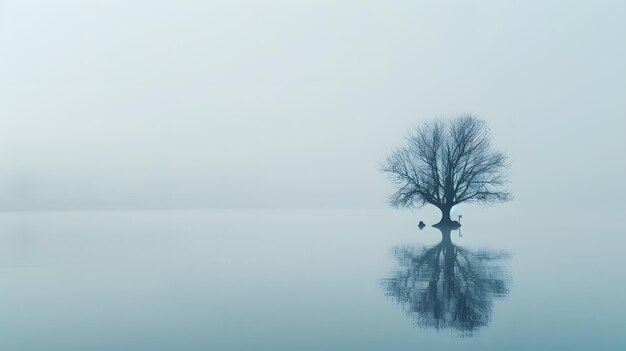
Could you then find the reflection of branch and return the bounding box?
[383,235,511,336]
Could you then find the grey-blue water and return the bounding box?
[1,207,624,350]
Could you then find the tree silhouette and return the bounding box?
[381,115,512,226]
[382,227,510,337]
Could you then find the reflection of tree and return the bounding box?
[383,227,510,337]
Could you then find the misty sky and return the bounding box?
[1,0,625,211]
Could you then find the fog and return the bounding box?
[1,0,625,212]
[3,3,626,349]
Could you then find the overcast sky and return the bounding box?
[1,0,625,211]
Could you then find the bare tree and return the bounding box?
[381,115,512,226]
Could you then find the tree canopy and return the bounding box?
[381,115,512,225]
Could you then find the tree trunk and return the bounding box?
[441,206,452,223]
[435,205,455,226]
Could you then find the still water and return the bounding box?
[0,208,624,350]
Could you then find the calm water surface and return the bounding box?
[0,208,624,350]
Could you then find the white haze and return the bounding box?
[1,0,625,212]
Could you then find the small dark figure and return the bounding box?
[418,221,426,229]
